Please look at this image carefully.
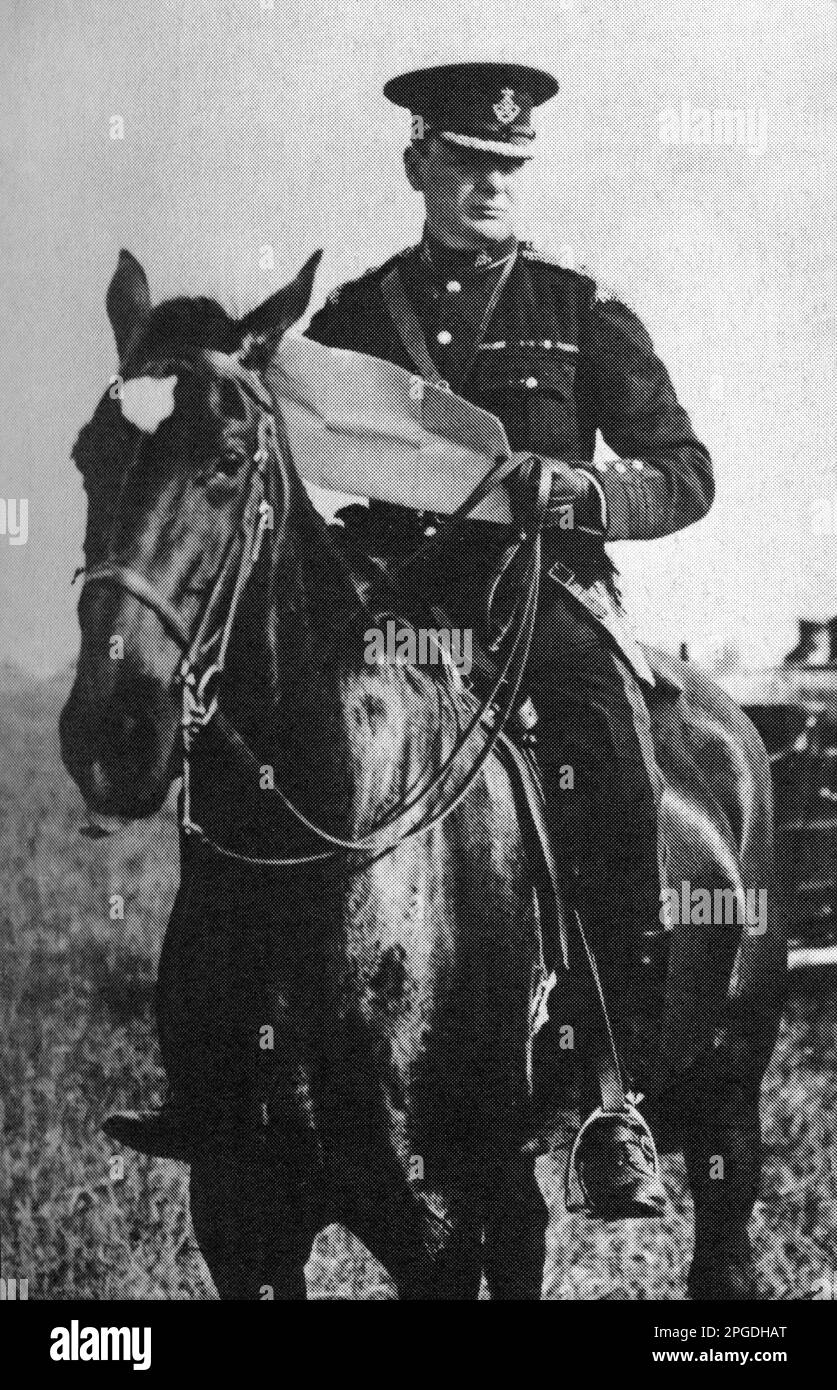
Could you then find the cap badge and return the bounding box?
[493,88,521,125]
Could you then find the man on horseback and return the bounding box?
[108,61,714,1221]
[302,62,714,1218]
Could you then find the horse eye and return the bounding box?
[194,449,244,493]
[218,445,247,474]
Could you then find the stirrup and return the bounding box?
[564,1102,665,1217]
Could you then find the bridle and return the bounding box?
[79,354,654,1180]
[80,355,547,870]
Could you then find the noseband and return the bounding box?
[80,564,195,650]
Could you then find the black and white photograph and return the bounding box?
[1,0,835,1335]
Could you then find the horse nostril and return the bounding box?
[101,705,146,750]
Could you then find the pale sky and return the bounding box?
[1,0,835,675]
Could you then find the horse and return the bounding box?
[60,249,786,1300]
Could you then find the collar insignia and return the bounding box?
[493,88,521,125]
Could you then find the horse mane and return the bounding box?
[71,295,238,468]
[129,296,239,361]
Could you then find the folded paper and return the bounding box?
[264,333,513,523]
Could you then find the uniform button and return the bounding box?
[632,460,644,470]
[437,330,452,346]
[614,462,627,473]
[525,376,538,388]
[446,280,462,293]
[424,524,438,537]
[594,462,608,472]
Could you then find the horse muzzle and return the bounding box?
[60,679,179,819]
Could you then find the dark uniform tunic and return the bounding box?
[306,235,713,542]
[306,234,714,1025]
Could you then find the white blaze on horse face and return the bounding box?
[120,376,178,434]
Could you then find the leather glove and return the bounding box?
[504,453,605,535]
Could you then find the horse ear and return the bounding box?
[106,250,152,362]
[237,250,323,361]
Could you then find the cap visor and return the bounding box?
[438,131,534,160]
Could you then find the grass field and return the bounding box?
[2,665,835,1299]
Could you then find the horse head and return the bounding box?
[60,248,322,819]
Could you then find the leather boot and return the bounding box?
[572,837,672,1216]
[570,1107,666,1219]
[102,1100,193,1161]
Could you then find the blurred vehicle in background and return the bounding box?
[691,618,837,974]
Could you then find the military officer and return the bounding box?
[304,62,714,1219]
[108,63,713,1220]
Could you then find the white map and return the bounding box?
[264,333,513,523]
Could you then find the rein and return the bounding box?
[81,361,545,871]
[79,353,642,1157]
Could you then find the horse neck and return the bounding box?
[220,476,453,846]
[224,474,370,773]
[274,498,367,714]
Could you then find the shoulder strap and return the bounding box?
[380,265,447,386]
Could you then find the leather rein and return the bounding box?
[80,359,643,1153]
[81,360,549,871]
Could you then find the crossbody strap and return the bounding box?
[380,265,448,386]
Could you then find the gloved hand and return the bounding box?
[504,453,604,534]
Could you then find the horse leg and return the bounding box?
[482,1154,548,1300]
[682,1073,763,1301]
[400,1218,484,1301]
[190,1141,317,1301]
[349,1195,484,1301]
